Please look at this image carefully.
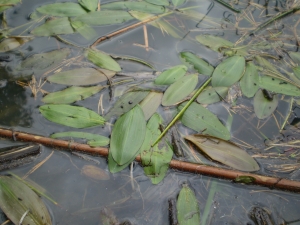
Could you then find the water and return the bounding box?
[1,0,300,224]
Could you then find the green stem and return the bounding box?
[280,97,294,132]
[152,77,212,146]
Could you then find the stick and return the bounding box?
[1,128,300,192]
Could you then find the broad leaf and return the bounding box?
[105,90,149,119]
[0,37,32,52]
[180,52,214,76]
[39,105,105,128]
[101,1,165,14]
[35,3,87,17]
[240,62,259,98]
[31,17,74,36]
[177,184,200,225]
[110,105,146,165]
[47,68,115,85]
[197,86,228,104]
[108,149,138,173]
[254,89,278,119]
[185,134,260,171]
[258,76,300,96]
[0,175,52,225]
[42,86,103,104]
[145,0,169,6]
[0,0,20,13]
[172,0,185,7]
[85,49,121,72]
[70,20,96,40]
[73,11,133,26]
[78,0,98,11]
[179,102,230,140]
[212,55,245,87]
[140,92,163,120]
[255,56,279,73]
[51,131,109,146]
[154,65,187,85]
[162,74,198,106]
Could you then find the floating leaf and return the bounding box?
[292,66,300,80]
[253,89,278,119]
[85,49,121,72]
[73,11,133,26]
[258,76,300,96]
[101,1,165,14]
[162,74,198,106]
[78,0,98,11]
[112,55,155,70]
[70,20,96,40]
[0,175,52,225]
[196,86,228,104]
[47,68,115,86]
[240,62,259,98]
[39,104,105,128]
[172,0,185,7]
[154,65,187,85]
[35,3,87,17]
[42,86,103,104]
[81,165,110,180]
[31,17,74,36]
[50,131,109,146]
[108,150,137,173]
[0,37,32,52]
[179,102,230,140]
[110,105,146,165]
[0,0,20,13]
[255,56,279,73]
[105,90,149,119]
[185,134,259,171]
[140,92,163,120]
[180,52,214,76]
[177,184,200,225]
[145,0,169,6]
[212,55,245,87]
[289,51,300,65]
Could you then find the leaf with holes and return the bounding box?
[253,89,278,119]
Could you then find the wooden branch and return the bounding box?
[1,127,300,192]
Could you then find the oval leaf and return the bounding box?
[196,34,234,52]
[254,89,278,119]
[36,3,87,17]
[110,105,146,165]
[78,0,98,11]
[145,0,169,6]
[85,49,121,72]
[180,52,214,76]
[212,55,245,87]
[31,17,74,36]
[39,105,105,128]
[155,65,187,85]
[240,62,259,98]
[0,175,52,225]
[197,86,228,104]
[162,74,198,106]
[140,91,163,120]
[179,102,231,140]
[185,134,260,171]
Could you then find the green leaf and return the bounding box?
[162,74,198,106]
[78,0,98,11]
[47,68,115,85]
[240,62,259,98]
[0,37,32,52]
[172,0,185,7]
[85,49,121,72]
[154,65,187,85]
[258,76,300,96]
[255,56,279,74]
[177,184,200,225]
[50,131,109,146]
[73,10,133,26]
[197,86,228,104]
[185,134,259,171]
[253,89,278,119]
[110,105,146,165]
[105,90,149,119]
[292,66,300,79]
[0,175,52,225]
[35,3,87,17]
[101,1,165,14]
[212,55,245,87]
[179,102,231,140]
[0,0,20,13]
[42,86,103,104]
[108,150,137,173]
[31,17,74,36]
[180,52,214,76]
[70,20,96,40]
[289,51,300,64]
[145,0,169,6]
[39,105,105,128]
[140,92,163,120]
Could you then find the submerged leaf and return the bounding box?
[185,134,259,171]
[71,20,96,40]
[179,102,230,140]
[0,0,20,13]
[240,62,259,98]
[180,52,214,76]
[162,74,198,106]
[197,86,228,104]
[85,49,121,72]
[78,0,98,11]
[47,68,115,86]
[110,105,146,165]
[81,165,110,180]
[31,17,74,36]
[0,175,52,225]
[155,65,187,85]
[177,184,200,225]
[39,105,105,128]
[35,3,87,17]
[42,86,103,104]
[140,92,163,120]
[0,37,32,52]
[212,55,245,87]
[254,89,278,119]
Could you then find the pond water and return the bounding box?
[1,0,300,224]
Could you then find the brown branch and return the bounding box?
[1,127,300,192]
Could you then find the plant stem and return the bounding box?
[280,97,294,132]
[152,77,212,146]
